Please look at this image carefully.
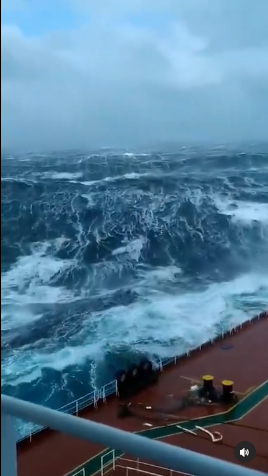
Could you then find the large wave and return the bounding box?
[1,145,268,436]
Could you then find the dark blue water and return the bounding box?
[1,144,268,436]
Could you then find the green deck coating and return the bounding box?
[67,380,268,476]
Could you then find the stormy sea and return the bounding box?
[1,144,268,438]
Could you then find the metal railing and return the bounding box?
[15,310,267,443]
[101,452,195,476]
[122,467,193,476]
[1,394,265,476]
[101,449,116,476]
[17,378,118,442]
[72,470,85,476]
[120,457,194,475]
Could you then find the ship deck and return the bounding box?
[17,312,268,476]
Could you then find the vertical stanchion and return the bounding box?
[159,359,163,372]
[103,386,107,403]
[101,455,104,476]
[1,413,17,476]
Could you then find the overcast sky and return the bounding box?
[1,0,268,151]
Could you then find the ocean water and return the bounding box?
[1,144,268,437]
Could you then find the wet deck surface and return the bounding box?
[234,393,268,432]
[163,396,268,474]
[17,313,268,476]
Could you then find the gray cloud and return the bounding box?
[1,0,268,151]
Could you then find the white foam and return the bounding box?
[86,271,268,358]
[123,172,145,180]
[1,177,28,183]
[1,343,102,388]
[137,265,182,286]
[215,197,268,224]
[1,241,79,330]
[37,172,83,180]
[123,152,151,158]
[112,237,147,262]
[123,153,135,157]
[50,172,83,180]
[70,172,150,187]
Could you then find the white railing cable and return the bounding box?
[1,394,265,476]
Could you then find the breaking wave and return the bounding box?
[1,144,268,436]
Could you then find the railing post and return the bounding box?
[1,413,17,476]
[103,386,107,403]
[159,359,163,372]
[94,390,98,409]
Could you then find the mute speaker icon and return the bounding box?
[240,448,249,457]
